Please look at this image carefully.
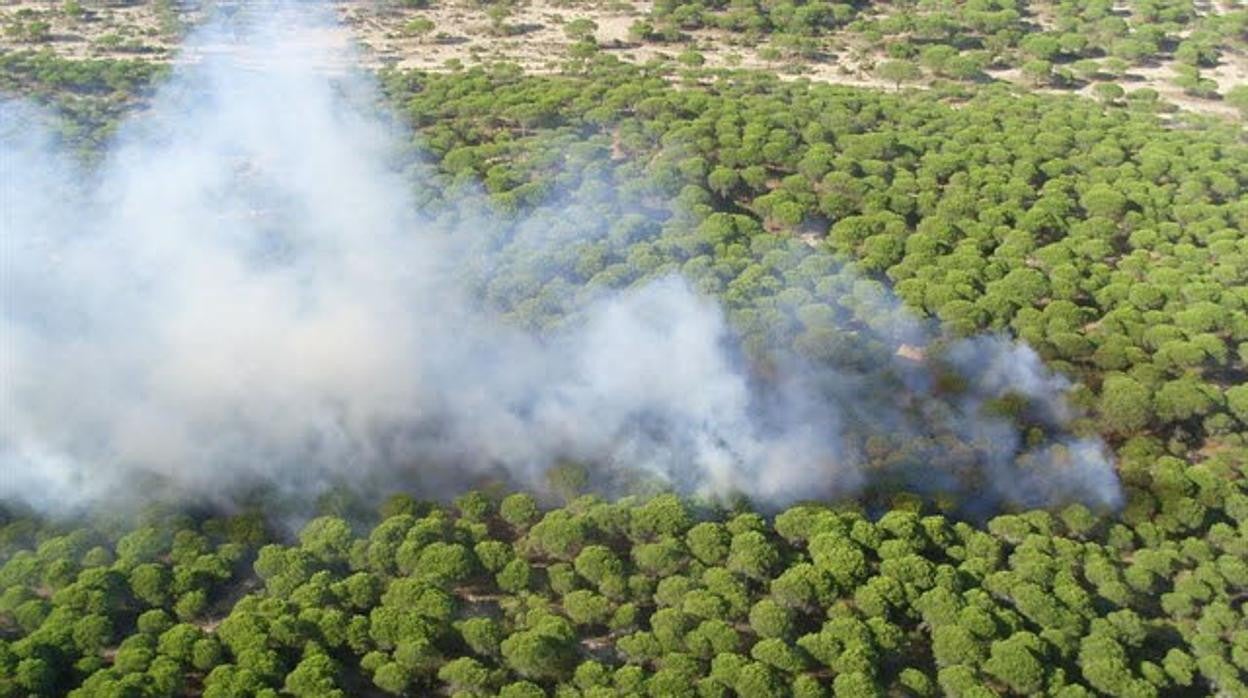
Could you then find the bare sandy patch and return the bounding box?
[0,0,190,60]
[1,0,1242,123]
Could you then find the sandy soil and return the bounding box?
[1123,56,1246,120]
[334,0,896,88]
[1,0,1243,122]
[0,0,188,59]
[987,44,1248,122]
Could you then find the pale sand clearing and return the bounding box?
[1,0,1243,121]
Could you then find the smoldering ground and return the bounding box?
[0,3,1122,517]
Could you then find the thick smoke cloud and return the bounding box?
[0,4,1121,515]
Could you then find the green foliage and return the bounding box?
[875,59,921,88]
[501,619,577,681]
[11,478,1243,696]
[749,599,794,640]
[686,522,731,565]
[7,12,1248,696]
[501,493,540,531]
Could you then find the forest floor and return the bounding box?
[0,0,1244,121]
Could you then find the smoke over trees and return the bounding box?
[1,0,1246,695]
[0,3,1120,517]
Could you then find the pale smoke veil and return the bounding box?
[0,3,1122,515]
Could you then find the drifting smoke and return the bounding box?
[0,4,1121,515]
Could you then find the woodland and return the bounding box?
[1,0,1247,696]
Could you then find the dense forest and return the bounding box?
[1,479,1245,697]
[1,0,1247,695]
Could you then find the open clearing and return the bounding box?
[1,0,1244,120]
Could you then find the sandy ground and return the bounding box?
[987,46,1248,121]
[0,0,185,59]
[1,0,1243,121]
[336,0,892,85]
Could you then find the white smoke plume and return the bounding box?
[0,4,1121,515]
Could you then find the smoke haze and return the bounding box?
[0,4,1121,515]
